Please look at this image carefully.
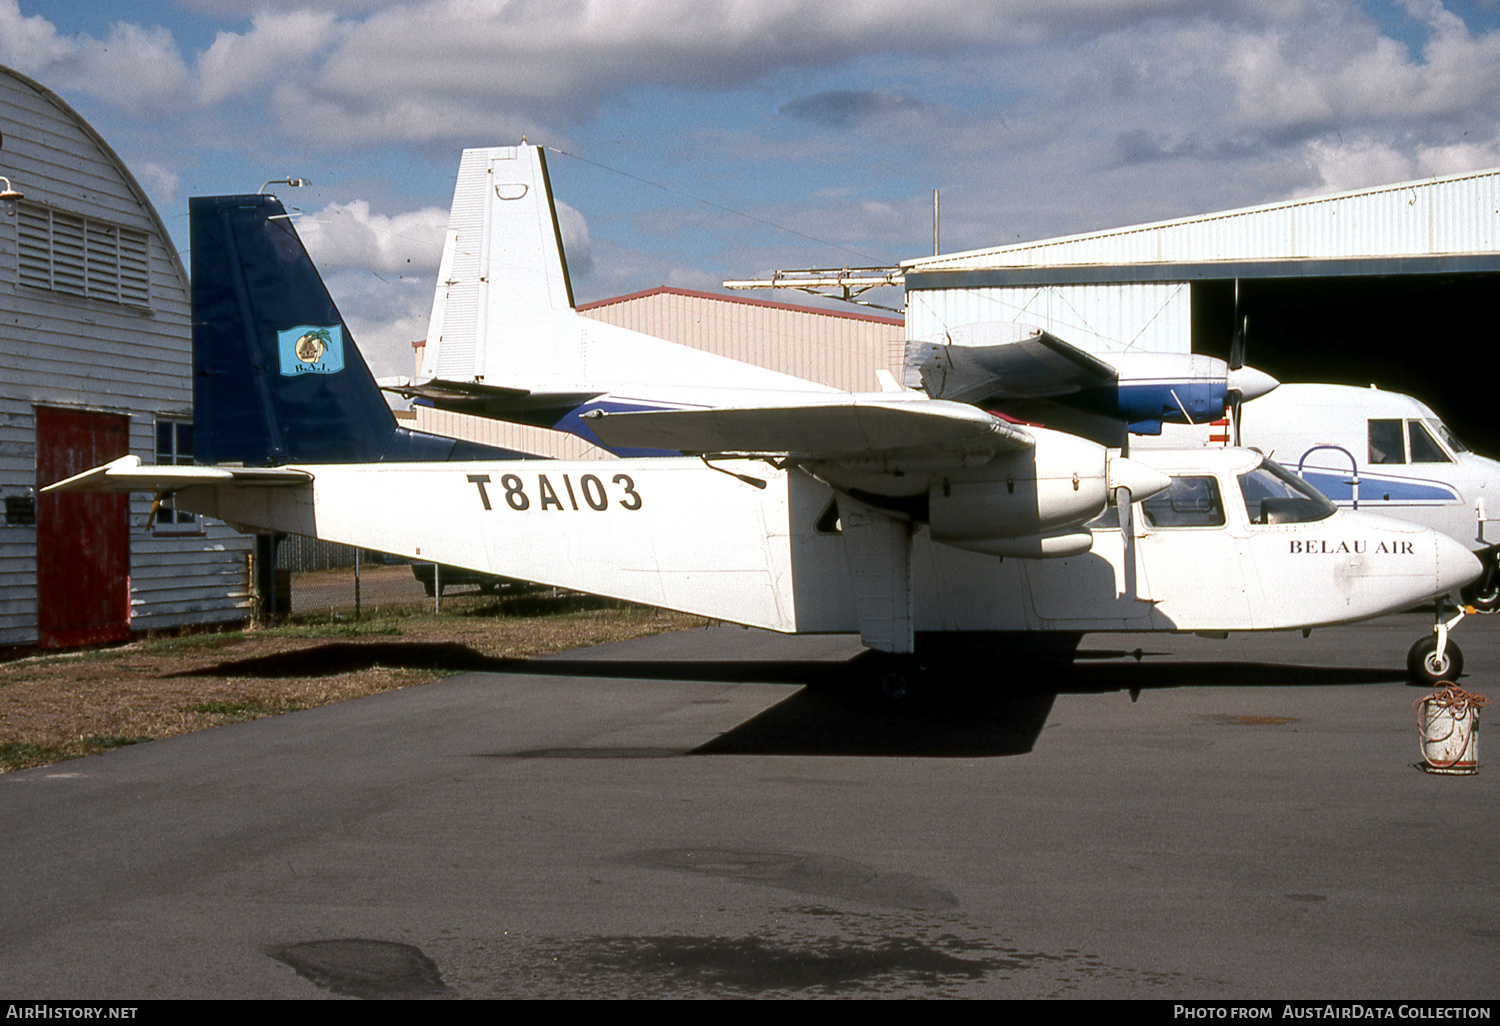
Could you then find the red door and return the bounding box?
[35,407,131,648]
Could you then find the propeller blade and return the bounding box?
[1229,279,1246,371]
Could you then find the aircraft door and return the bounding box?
[1132,474,1256,630]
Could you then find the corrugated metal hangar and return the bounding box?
[0,65,251,649]
[901,169,1500,452]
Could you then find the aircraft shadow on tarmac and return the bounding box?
[176,642,1411,759]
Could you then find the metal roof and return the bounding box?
[903,166,1500,287]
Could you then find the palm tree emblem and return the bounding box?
[294,328,331,365]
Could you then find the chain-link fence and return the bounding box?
[279,536,388,573]
[287,554,559,619]
[255,535,584,620]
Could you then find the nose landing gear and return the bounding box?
[1407,603,1471,687]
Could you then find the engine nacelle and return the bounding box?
[928,428,1107,545]
[926,428,1171,557]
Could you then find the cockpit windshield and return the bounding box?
[1238,459,1337,525]
[1426,418,1468,454]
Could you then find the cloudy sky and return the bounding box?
[4,0,1500,376]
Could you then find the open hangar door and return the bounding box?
[1191,273,1499,456]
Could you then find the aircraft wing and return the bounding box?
[908,323,1118,404]
[41,456,313,494]
[581,396,1031,461]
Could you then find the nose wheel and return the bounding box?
[1408,635,1464,686]
[1408,604,1470,686]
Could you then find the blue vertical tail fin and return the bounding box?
[191,193,520,465]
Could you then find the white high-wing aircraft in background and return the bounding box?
[45,149,1483,692]
[1236,383,1500,614]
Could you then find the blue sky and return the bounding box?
[5,0,1500,376]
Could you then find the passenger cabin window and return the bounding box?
[1238,460,1336,525]
[1369,419,1405,464]
[1140,476,1225,528]
[1408,420,1452,463]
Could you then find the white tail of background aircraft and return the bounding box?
[394,146,833,449]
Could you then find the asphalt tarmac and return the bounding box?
[1,612,1496,1000]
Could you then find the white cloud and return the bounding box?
[0,3,191,113]
[132,161,181,207]
[247,0,1226,145]
[292,201,448,377]
[322,268,433,378]
[553,199,594,277]
[197,9,345,105]
[0,0,73,71]
[296,199,449,275]
[12,0,1500,301]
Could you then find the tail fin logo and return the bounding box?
[278,325,346,376]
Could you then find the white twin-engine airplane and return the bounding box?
[45,146,1481,692]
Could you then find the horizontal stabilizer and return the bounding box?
[382,377,599,426]
[41,455,312,495]
[582,397,1031,460]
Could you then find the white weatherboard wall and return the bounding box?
[904,168,1500,351]
[0,64,251,646]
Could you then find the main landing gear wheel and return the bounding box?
[873,655,927,701]
[1408,635,1464,687]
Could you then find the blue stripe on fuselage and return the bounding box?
[1301,469,1460,503]
[552,399,689,457]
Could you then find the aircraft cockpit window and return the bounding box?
[1428,419,1468,454]
[1369,419,1405,464]
[1140,476,1225,528]
[1238,460,1337,525]
[1408,420,1452,463]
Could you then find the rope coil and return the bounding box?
[1415,684,1490,722]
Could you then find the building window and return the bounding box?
[16,204,151,308]
[154,420,198,531]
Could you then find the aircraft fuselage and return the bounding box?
[170,447,1477,638]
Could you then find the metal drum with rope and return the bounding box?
[1416,684,1487,775]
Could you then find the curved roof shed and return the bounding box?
[1,64,250,648]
